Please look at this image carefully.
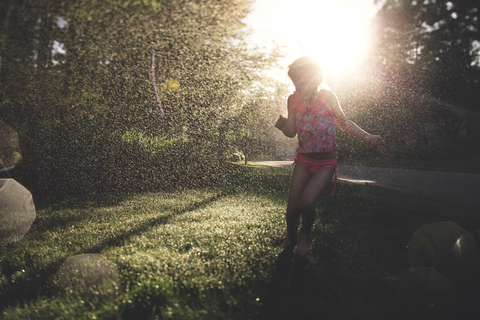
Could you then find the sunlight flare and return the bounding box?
[279,0,373,77]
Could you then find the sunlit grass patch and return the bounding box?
[106,194,285,318]
[0,183,287,319]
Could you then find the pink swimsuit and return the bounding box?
[293,91,338,153]
[292,91,339,196]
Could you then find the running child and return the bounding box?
[275,56,386,256]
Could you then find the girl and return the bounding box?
[275,57,386,256]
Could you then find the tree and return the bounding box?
[372,0,480,105]
[0,0,284,195]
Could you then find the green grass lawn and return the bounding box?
[1,165,479,319]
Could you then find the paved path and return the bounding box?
[252,161,480,206]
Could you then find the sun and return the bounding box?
[278,0,373,78]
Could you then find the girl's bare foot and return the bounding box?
[282,237,296,249]
[295,233,310,256]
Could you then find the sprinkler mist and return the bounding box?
[151,48,167,118]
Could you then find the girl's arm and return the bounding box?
[323,90,386,153]
[275,94,296,138]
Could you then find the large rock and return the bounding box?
[0,179,36,243]
[408,221,480,288]
[56,254,120,293]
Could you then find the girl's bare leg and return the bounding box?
[283,214,299,248]
[283,163,311,248]
[295,167,335,256]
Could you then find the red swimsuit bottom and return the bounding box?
[294,153,338,197]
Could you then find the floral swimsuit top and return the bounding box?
[293,91,339,154]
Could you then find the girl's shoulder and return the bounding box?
[317,89,337,106]
[317,88,335,98]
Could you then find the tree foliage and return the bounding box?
[372,0,480,105]
[0,0,284,196]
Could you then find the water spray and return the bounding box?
[150,48,166,118]
[0,158,12,178]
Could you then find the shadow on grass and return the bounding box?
[0,190,232,312]
[86,190,231,253]
[257,249,310,320]
[257,181,480,320]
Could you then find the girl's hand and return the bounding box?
[370,135,387,154]
[275,115,287,130]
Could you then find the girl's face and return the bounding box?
[290,67,320,91]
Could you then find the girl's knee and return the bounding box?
[298,199,316,212]
[286,205,299,217]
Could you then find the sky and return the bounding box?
[242,0,383,80]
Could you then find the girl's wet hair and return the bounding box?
[287,56,324,85]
